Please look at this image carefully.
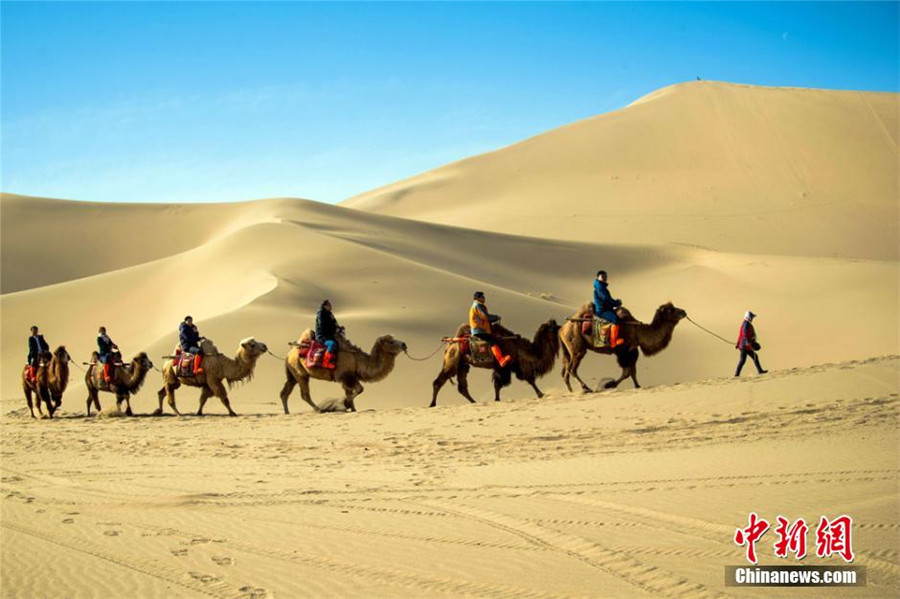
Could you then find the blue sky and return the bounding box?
[2,1,898,204]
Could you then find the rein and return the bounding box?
[685,315,734,346]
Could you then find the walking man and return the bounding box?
[735,311,768,376]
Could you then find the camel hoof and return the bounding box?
[603,380,618,389]
[228,412,238,417]
[151,408,163,416]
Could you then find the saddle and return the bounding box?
[459,335,495,366]
[174,349,199,378]
[297,340,327,369]
[584,317,614,349]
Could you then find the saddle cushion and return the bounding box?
[177,353,197,377]
[469,337,495,366]
[305,340,326,369]
[590,318,613,349]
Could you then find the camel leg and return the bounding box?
[492,368,512,402]
[455,363,477,404]
[430,366,457,408]
[342,379,364,412]
[156,380,181,416]
[117,393,134,416]
[296,376,319,413]
[279,373,297,414]
[25,385,37,419]
[86,387,100,416]
[568,352,592,393]
[560,345,573,393]
[527,378,544,399]
[197,385,213,416]
[39,386,54,418]
[208,380,237,417]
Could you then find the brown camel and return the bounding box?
[280,330,407,414]
[430,319,561,407]
[21,346,70,419]
[85,352,154,416]
[559,302,686,392]
[156,337,268,417]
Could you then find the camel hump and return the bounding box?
[572,301,594,319]
[199,338,219,355]
[297,329,314,344]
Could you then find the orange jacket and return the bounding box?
[469,301,491,335]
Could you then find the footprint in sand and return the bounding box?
[239,586,271,599]
[212,556,234,566]
[190,537,211,545]
[171,548,189,557]
[188,571,221,584]
[62,518,75,524]
[103,530,120,537]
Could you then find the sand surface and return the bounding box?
[2,357,898,598]
[2,81,898,598]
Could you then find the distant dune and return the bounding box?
[345,81,899,261]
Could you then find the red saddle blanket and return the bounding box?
[176,353,199,377]
[297,340,326,369]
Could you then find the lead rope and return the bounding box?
[267,349,287,361]
[403,343,447,362]
[685,315,734,346]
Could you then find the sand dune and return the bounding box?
[2,357,897,598]
[2,194,895,413]
[345,81,899,261]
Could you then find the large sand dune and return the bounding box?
[2,80,898,598]
[345,81,899,261]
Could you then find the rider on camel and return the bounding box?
[97,326,120,384]
[593,270,625,347]
[315,299,343,370]
[470,291,512,367]
[179,316,204,374]
[26,325,49,382]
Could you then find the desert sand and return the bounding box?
[1,81,898,598]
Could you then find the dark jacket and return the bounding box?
[593,280,622,314]
[179,322,201,351]
[97,334,116,358]
[27,334,49,363]
[736,320,757,350]
[315,306,339,343]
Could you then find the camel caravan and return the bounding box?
[21,271,695,419]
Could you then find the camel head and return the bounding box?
[239,337,268,357]
[543,319,561,335]
[131,352,154,370]
[655,302,687,324]
[375,335,407,355]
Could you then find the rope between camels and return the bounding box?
[266,349,287,361]
[403,343,446,362]
[68,359,86,372]
[685,315,734,346]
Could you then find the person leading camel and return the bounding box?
[315,300,343,370]
[593,270,624,347]
[179,316,204,374]
[470,291,512,367]
[735,311,768,377]
[26,325,50,383]
[97,326,120,386]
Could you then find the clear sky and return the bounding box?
[2,1,898,204]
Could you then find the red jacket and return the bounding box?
[736,320,756,350]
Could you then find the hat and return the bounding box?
[473,291,485,299]
[745,311,756,320]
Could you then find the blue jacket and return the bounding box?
[315,306,339,343]
[179,322,200,351]
[593,279,621,314]
[97,334,116,358]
